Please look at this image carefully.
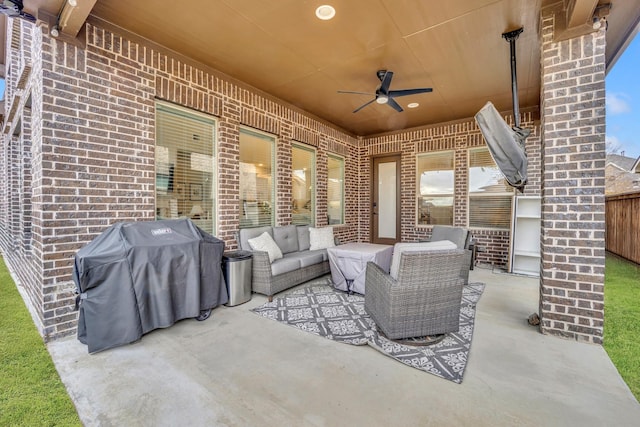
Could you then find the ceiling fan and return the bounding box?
[338,70,433,113]
[0,0,36,22]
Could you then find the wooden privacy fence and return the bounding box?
[605,191,640,265]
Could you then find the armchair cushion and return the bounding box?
[389,240,457,279]
[247,232,283,263]
[430,225,470,249]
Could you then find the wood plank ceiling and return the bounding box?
[9,0,640,136]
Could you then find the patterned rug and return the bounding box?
[251,276,485,384]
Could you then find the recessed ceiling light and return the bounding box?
[316,5,336,20]
[408,102,420,108]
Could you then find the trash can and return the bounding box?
[222,251,253,306]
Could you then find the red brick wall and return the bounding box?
[539,6,606,344]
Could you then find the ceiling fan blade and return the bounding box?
[337,90,375,96]
[379,71,394,94]
[388,88,433,97]
[352,98,376,113]
[387,97,403,112]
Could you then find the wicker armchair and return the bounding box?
[428,225,473,284]
[364,248,467,339]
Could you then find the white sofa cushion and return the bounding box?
[390,240,457,279]
[309,227,335,251]
[248,232,283,263]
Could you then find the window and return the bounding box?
[291,144,315,225]
[156,102,216,234]
[468,147,514,229]
[416,151,454,225]
[327,154,345,225]
[239,128,275,228]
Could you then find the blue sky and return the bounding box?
[606,32,640,159]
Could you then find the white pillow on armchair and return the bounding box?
[389,240,457,279]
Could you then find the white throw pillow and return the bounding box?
[389,240,458,280]
[309,227,335,251]
[247,232,283,263]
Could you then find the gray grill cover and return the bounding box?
[73,219,228,353]
[475,101,529,191]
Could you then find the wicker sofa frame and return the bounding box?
[237,225,331,301]
[364,248,467,339]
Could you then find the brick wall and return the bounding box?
[362,112,541,267]
[539,7,606,344]
[1,19,542,340]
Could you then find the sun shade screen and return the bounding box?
[474,101,529,191]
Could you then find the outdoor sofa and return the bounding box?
[237,225,333,301]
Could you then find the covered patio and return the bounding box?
[48,267,639,426]
[1,7,640,424]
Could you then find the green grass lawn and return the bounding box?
[604,253,640,402]
[0,257,81,427]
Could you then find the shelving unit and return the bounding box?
[510,196,541,276]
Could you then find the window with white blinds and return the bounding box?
[327,154,345,225]
[291,143,315,226]
[468,147,514,229]
[155,102,216,234]
[239,128,275,228]
[416,151,454,225]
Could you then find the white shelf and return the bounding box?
[510,196,541,277]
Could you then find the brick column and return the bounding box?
[539,9,606,344]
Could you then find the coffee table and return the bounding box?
[327,243,393,295]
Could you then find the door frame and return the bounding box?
[371,154,401,245]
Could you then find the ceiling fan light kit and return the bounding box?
[338,70,432,113]
[315,5,336,20]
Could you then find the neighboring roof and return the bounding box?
[633,156,640,173]
[606,154,638,172]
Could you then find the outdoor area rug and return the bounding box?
[251,276,485,384]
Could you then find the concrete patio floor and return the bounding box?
[47,267,640,427]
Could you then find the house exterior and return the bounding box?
[0,3,618,345]
[605,153,640,195]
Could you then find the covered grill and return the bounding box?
[73,219,228,353]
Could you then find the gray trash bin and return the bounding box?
[222,251,253,306]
